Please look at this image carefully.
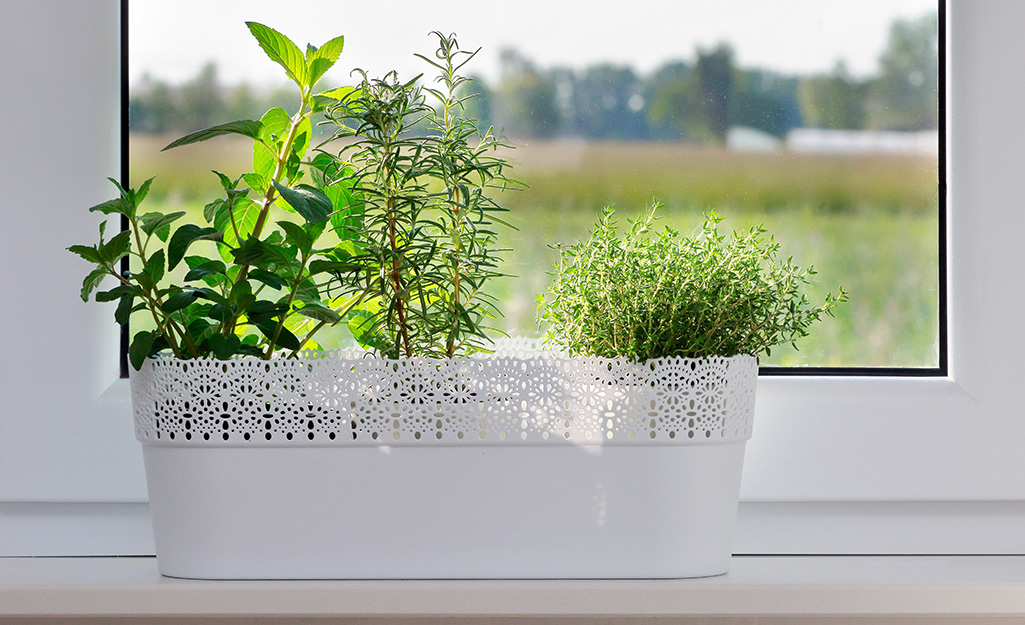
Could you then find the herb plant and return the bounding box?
[70,23,365,369]
[537,204,847,361]
[324,32,515,358]
[70,25,514,369]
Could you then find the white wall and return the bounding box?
[0,0,145,501]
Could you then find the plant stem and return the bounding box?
[386,193,411,357]
[126,217,191,357]
[226,99,311,344]
[264,251,309,359]
[446,186,462,358]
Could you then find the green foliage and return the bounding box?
[494,50,561,138]
[71,23,366,368]
[694,45,735,143]
[869,12,939,131]
[798,64,868,130]
[129,11,938,147]
[323,32,516,358]
[161,120,263,151]
[538,204,847,360]
[74,25,516,368]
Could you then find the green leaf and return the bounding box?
[88,198,130,216]
[242,172,270,195]
[277,327,302,351]
[207,304,234,323]
[246,22,308,87]
[167,225,220,270]
[230,276,255,304]
[162,120,262,151]
[253,107,291,179]
[308,258,361,276]
[98,230,132,265]
[277,220,314,255]
[246,300,288,324]
[185,256,229,288]
[105,176,128,197]
[237,344,265,357]
[137,249,165,290]
[208,334,241,360]
[230,237,288,266]
[293,279,320,305]
[291,118,312,163]
[330,240,361,261]
[307,35,344,86]
[215,196,260,263]
[68,244,103,265]
[129,330,157,371]
[255,320,302,351]
[134,177,156,205]
[308,152,340,186]
[296,301,342,324]
[272,182,331,224]
[307,59,333,89]
[162,290,199,313]
[316,86,357,101]
[347,311,385,351]
[186,318,218,344]
[203,199,224,225]
[310,159,362,237]
[212,170,239,191]
[327,189,363,240]
[139,211,186,242]
[114,294,136,325]
[190,287,231,307]
[80,268,108,302]
[184,259,227,282]
[249,268,289,290]
[95,283,141,303]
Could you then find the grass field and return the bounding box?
[130,135,940,368]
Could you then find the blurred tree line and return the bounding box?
[130,12,937,144]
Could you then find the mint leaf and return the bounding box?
[246,22,308,88]
[163,120,262,151]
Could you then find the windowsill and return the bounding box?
[4,555,1025,618]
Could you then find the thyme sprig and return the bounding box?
[538,204,847,361]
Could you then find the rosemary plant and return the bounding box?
[325,32,515,358]
[538,205,847,361]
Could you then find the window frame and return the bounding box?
[120,0,949,378]
[4,0,1023,557]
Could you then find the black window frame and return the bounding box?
[118,0,947,379]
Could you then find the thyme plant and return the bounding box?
[325,32,515,358]
[538,205,847,361]
[70,23,365,369]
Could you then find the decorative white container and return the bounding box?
[131,347,757,580]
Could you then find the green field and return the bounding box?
[130,135,940,368]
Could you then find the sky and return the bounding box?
[129,0,939,88]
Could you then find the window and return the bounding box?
[127,0,943,370]
[3,0,1023,557]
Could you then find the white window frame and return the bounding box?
[4,0,1022,556]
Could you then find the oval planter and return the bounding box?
[131,348,757,579]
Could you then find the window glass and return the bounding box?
[128,0,940,367]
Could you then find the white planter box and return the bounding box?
[131,348,757,579]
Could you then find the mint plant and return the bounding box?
[537,204,847,360]
[324,32,516,358]
[70,23,365,369]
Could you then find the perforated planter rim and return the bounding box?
[131,347,757,580]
